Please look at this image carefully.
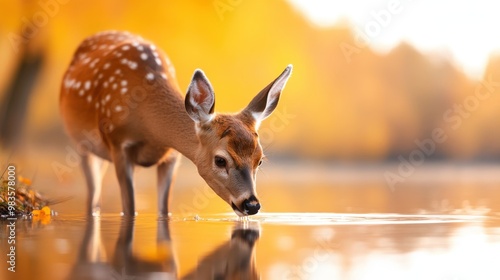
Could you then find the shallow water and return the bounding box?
[2,212,499,280]
[2,163,500,279]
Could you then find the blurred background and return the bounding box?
[1,0,500,215]
[2,0,500,160]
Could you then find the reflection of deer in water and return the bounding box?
[67,218,176,280]
[112,219,176,278]
[182,227,260,280]
[68,219,259,280]
[66,218,112,279]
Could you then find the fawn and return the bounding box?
[60,31,292,217]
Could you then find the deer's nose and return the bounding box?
[242,195,260,215]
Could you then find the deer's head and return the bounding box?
[185,65,292,216]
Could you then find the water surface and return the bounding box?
[2,163,500,279]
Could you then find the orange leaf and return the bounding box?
[40,215,51,225]
[41,206,51,216]
[18,176,32,186]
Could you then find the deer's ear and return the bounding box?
[185,69,215,123]
[243,65,292,126]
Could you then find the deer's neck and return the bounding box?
[149,84,199,163]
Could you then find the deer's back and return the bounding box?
[60,31,180,160]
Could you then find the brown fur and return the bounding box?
[200,113,262,169]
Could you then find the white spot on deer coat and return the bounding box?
[90,58,99,68]
[64,78,74,89]
[146,73,154,80]
[128,61,138,70]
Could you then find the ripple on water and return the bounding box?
[171,212,490,226]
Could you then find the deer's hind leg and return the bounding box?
[81,153,109,216]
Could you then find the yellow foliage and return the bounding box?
[1,0,499,160]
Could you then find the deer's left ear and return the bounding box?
[243,65,292,126]
[185,69,215,123]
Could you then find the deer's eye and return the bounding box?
[258,159,263,166]
[214,156,227,168]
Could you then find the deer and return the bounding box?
[60,31,292,217]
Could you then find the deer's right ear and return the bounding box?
[185,69,215,123]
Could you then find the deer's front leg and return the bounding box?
[157,151,181,217]
[112,149,136,216]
